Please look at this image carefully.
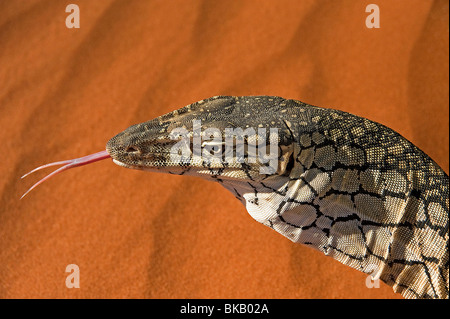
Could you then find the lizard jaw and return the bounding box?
[112,159,131,168]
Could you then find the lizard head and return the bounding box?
[106,96,295,182]
[21,96,299,198]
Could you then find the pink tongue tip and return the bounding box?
[21,150,111,199]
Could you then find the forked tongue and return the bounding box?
[21,150,111,199]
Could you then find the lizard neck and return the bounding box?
[218,113,448,299]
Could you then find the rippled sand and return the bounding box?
[0,0,447,298]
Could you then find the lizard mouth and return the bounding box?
[112,159,131,168]
[111,159,147,170]
[111,157,176,171]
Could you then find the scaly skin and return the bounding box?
[102,96,446,298]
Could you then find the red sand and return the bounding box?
[1,0,448,298]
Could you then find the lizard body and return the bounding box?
[24,96,449,298]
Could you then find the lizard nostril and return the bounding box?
[126,146,140,153]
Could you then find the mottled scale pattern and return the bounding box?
[107,96,449,299]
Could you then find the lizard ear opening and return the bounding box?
[285,151,295,173]
[276,145,294,176]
